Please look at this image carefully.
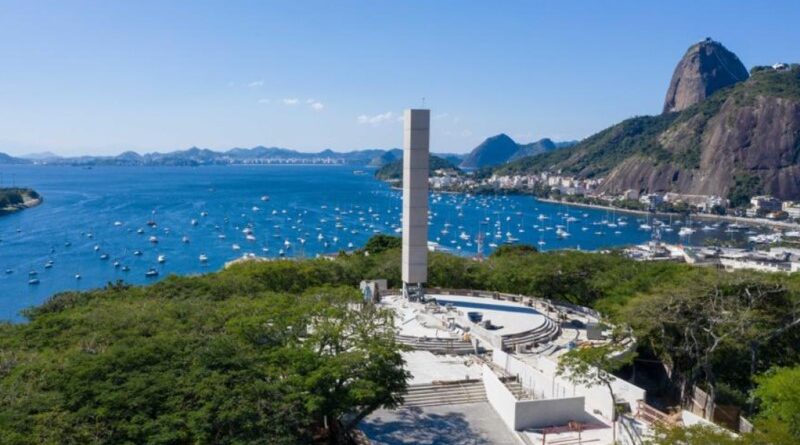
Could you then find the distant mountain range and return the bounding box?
[0,136,573,170]
[459,134,577,169]
[0,146,418,167]
[496,38,800,202]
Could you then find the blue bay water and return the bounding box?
[0,165,755,321]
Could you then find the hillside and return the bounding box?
[459,134,568,169]
[663,38,749,113]
[0,152,30,164]
[459,134,520,168]
[509,138,558,162]
[375,155,459,181]
[368,148,402,167]
[496,55,800,203]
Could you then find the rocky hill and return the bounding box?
[368,149,402,167]
[0,152,30,164]
[663,38,749,113]
[459,134,567,169]
[510,138,558,162]
[496,59,800,203]
[375,155,459,182]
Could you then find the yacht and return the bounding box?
[75,273,81,280]
[133,250,143,256]
[100,253,109,260]
[182,236,190,244]
[149,236,158,243]
[199,254,208,263]
[145,268,159,277]
[678,227,695,237]
[232,244,241,251]
[157,255,166,264]
[28,278,40,285]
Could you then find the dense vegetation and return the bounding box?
[0,187,39,209]
[1,238,799,443]
[374,155,459,181]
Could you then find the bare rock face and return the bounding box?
[662,38,749,114]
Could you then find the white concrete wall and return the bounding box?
[482,364,518,431]
[483,364,587,431]
[514,397,586,430]
[492,350,646,421]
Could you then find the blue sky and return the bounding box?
[0,1,797,156]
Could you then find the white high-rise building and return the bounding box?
[401,109,429,299]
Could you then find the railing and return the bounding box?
[619,415,644,445]
[636,400,673,426]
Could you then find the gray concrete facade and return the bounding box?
[402,109,429,289]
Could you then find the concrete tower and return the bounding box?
[402,109,429,300]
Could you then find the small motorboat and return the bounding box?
[145,268,159,277]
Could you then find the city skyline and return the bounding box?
[0,0,798,156]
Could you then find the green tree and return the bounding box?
[557,344,635,443]
[752,366,800,441]
[649,424,742,445]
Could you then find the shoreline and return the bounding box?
[535,197,800,230]
[376,175,800,231]
[0,197,42,216]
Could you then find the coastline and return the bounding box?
[0,197,42,216]
[535,197,800,230]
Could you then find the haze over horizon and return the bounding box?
[1,0,798,157]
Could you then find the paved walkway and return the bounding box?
[361,402,518,445]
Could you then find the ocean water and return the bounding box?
[0,165,757,321]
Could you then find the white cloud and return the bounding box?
[248,80,264,88]
[257,98,270,104]
[357,111,398,125]
[282,98,299,105]
[310,101,324,111]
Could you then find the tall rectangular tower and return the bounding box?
[402,109,429,299]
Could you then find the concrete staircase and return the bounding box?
[501,317,560,350]
[503,380,530,400]
[396,334,475,355]
[402,381,488,407]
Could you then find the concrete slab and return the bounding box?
[362,402,519,445]
[403,351,482,385]
[428,294,547,337]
